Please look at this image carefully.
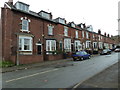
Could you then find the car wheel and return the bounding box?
[73,58,76,61]
[88,56,91,59]
[80,57,84,61]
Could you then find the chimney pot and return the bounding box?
[8,0,13,5]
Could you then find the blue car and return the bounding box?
[72,51,91,61]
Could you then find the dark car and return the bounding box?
[100,49,111,55]
[114,48,120,52]
[72,51,91,61]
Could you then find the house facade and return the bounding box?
[1,0,116,64]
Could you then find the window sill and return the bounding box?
[20,30,30,33]
[48,34,54,36]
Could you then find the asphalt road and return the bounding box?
[2,52,119,88]
[76,61,119,88]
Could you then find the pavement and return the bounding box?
[1,58,73,73]
[1,54,98,73]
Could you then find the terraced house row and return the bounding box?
[1,0,116,64]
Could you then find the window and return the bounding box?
[93,42,97,48]
[48,25,54,35]
[15,2,29,12]
[64,27,68,36]
[75,40,82,51]
[75,31,78,38]
[86,41,91,48]
[71,23,75,28]
[99,35,101,40]
[46,40,56,52]
[93,34,94,39]
[22,19,29,31]
[19,36,32,51]
[82,31,84,38]
[99,42,103,49]
[59,41,62,50]
[64,39,71,52]
[86,32,89,39]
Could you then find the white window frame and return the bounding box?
[64,26,68,36]
[71,23,75,27]
[99,35,101,41]
[48,25,54,35]
[21,19,30,32]
[86,41,91,48]
[75,31,78,38]
[99,42,103,49]
[75,40,82,51]
[64,38,71,52]
[86,32,89,39]
[46,40,56,52]
[93,34,94,39]
[82,31,84,38]
[19,36,32,51]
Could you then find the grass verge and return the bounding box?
[0,61,15,68]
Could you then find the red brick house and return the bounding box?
[1,0,115,64]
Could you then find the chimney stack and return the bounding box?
[98,29,101,34]
[8,0,13,5]
[104,32,106,36]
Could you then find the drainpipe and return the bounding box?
[42,20,45,61]
[16,34,19,65]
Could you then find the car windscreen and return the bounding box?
[76,51,86,55]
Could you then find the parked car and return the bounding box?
[114,48,120,52]
[72,51,91,61]
[100,49,111,55]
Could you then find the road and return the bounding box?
[2,52,119,88]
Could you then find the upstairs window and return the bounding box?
[22,19,29,31]
[39,11,52,19]
[75,31,78,38]
[86,32,89,39]
[48,25,54,35]
[21,17,30,32]
[82,31,84,38]
[15,2,29,12]
[64,26,68,36]
[54,17,65,24]
[93,34,94,39]
[71,23,75,28]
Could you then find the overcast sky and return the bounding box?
[0,0,119,36]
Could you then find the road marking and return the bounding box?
[5,69,58,83]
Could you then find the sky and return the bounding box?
[0,0,119,36]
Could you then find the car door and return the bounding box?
[83,51,88,59]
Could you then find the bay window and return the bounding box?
[19,36,32,51]
[46,40,56,52]
[64,39,71,52]
[75,40,82,51]
[86,41,91,48]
